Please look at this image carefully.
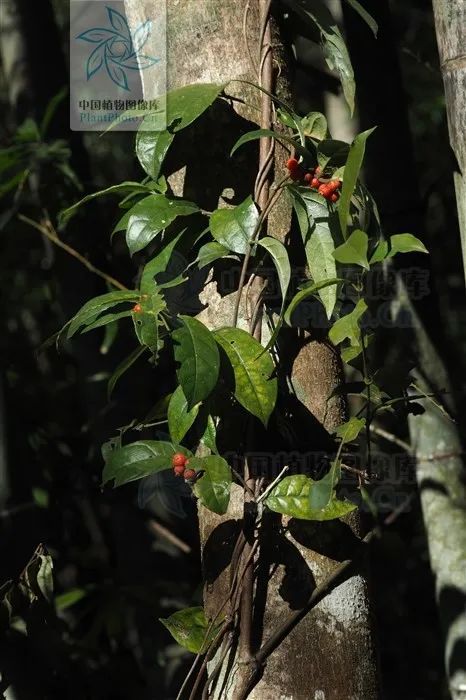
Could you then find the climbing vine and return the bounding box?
[46,1,430,697]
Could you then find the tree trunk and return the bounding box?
[344,3,466,698]
[125,1,378,697]
[432,0,466,285]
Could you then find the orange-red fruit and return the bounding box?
[173,464,185,477]
[133,303,142,313]
[328,180,340,193]
[331,193,339,203]
[286,157,299,171]
[172,452,187,468]
[304,172,313,183]
[311,177,320,188]
[315,166,322,175]
[318,184,330,197]
[184,469,196,480]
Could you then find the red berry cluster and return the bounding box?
[172,452,196,480]
[286,158,341,203]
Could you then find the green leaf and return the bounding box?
[317,139,349,170]
[329,298,367,347]
[55,588,87,611]
[80,310,132,334]
[140,229,186,294]
[40,87,68,137]
[126,194,199,255]
[266,474,357,521]
[168,386,200,443]
[191,455,232,515]
[59,183,151,225]
[108,346,146,398]
[136,126,174,181]
[160,606,220,654]
[309,460,341,510]
[284,278,343,326]
[172,316,220,409]
[257,236,291,316]
[196,241,232,269]
[230,128,314,161]
[333,229,369,269]
[283,0,356,114]
[301,112,328,140]
[132,291,166,355]
[292,189,338,318]
[386,233,428,257]
[214,327,277,426]
[335,416,366,444]
[210,196,259,255]
[103,440,191,487]
[200,415,218,453]
[166,83,226,132]
[67,291,139,338]
[369,238,389,264]
[343,0,378,36]
[339,128,376,239]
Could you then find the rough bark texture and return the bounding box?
[124,1,378,697]
[432,0,466,285]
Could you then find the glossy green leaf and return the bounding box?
[266,474,357,521]
[173,316,220,409]
[67,290,139,338]
[284,278,343,326]
[214,327,277,426]
[200,415,218,453]
[108,346,146,398]
[301,112,328,140]
[168,386,200,443]
[103,440,191,487]
[293,189,338,318]
[343,0,378,36]
[329,298,367,347]
[284,0,356,114]
[333,229,369,269]
[132,291,166,355]
[386,233,428,257]
[210,196,259,255]
[230,128,314,161]
[191,455,232,515]
[309,460,341,510]
[59,182,150,225]
[317,139,349,170]
[126,194,199,255]
[80,310,132,334]
[160,606,220,653]
[257,236,291,316]
[335,416,366,444]
[55,588,87,611]
[369,238,389,264]
[136,126,174,181]
[140,229,186,294]
[166,83,226,132]
[339,128,376,239]
[196,241,232,269]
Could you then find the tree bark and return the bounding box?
[125,1,378,697]
[432,0,466,285]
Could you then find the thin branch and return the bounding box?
[19,213,128,291]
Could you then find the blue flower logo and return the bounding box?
[76,6,159,91]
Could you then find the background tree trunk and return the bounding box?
[344,3,466,698]
[432,0,466,285]
[125,1,379,697]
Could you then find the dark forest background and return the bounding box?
[0,0,464,698]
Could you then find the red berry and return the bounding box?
[133,303,142,313]
[318,184,330,196]
[315,166,322,175]
[331,193,339,203]
[304,173,312,183]
[327,180,340,193]
[173,464,185,477]
[172,452,187,468]
[311,177,320,188]
[184,469,196,480]
[286,157,299,171]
